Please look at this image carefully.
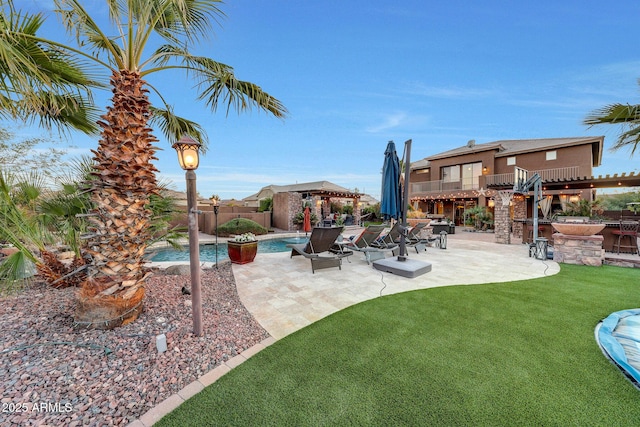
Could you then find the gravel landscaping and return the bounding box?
[0,261,270,426]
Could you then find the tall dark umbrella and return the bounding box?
[380,141,402,221]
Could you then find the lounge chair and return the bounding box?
[374,223,402,247]
[343,224,398,264]
[377,222,430,254]
[406,222,438,252]
[287,226,348,273]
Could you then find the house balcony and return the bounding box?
[410,166,581,199]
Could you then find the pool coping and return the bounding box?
[145,231,313,268]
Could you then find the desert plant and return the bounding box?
[406,209,427,219]
[464,206,493,230]
[217,218,267,237]
[0,158,184,292]
[330,201,344,214]
[293,211,319,226]
[361,203,380,221]
[258,197,273,212]
[558,199,604,219]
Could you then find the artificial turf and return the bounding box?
[158,264,640,426]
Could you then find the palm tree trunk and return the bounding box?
[75,70,158,329]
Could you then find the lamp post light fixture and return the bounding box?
[172,135,203,337]
[210,197,219,268]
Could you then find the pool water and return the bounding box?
[147,237,308,262]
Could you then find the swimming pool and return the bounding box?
[147,236,308,262]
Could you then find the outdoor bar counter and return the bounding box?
[518,219,639,253]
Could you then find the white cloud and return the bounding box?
[366,113,406,133]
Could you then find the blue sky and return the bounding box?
[19,0,640,200]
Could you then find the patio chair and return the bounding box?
[406,222,437,252]
[375,222,425,254]
[373,222,402,247]
[343,224,398,264]
[287,226,348,273]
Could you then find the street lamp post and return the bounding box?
[172,135,203,337]
[210,197,219,267]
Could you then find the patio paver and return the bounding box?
[234,230,560,339]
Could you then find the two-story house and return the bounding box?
[409,136,604,224]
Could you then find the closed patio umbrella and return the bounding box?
[380,141,402,221]
[303,206,312,235]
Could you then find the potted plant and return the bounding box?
[551,199,605,236]
[227,232,258,264]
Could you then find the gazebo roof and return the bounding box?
[244,181,363,201]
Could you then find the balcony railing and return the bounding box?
[411,166,581,195]
[484,166,580,186]
[411,180,468,194]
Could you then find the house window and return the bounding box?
[441,165,460,183]
[462,162,483,189]
[546,150,557,161]
[507,157,516,166]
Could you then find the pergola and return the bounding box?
[304,189,362,225]
[488,171,640,245]
[487,171,640,192]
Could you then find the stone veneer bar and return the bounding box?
[552,233,605,266]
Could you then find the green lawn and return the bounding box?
[158,264,640,426]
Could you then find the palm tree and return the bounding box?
[584,81,640,155]
[2,0,287,328]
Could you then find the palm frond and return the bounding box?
[147,45,288,118]
[583,103,640,126]
[584,103,640,155]
[147,0,225,45]
[54,0,126,69]
[0,251,37,292]
[612,125,640,155]
[20,91,100,135]
[148,105,208,149]
[0,3,101,134]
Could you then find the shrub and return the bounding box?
[293,211,319,225]
[217,218,267,237]
[258,198,272,212]
[362,203,379,216]
[557,199,604,219]
[330,201,343,214]
[464,206,493,229]
[406,209,426,219]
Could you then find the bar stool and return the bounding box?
[612,221,639,255]
[527,224,544,243]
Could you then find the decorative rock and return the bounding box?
[0,265,269,426]
[164,264,200,275]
